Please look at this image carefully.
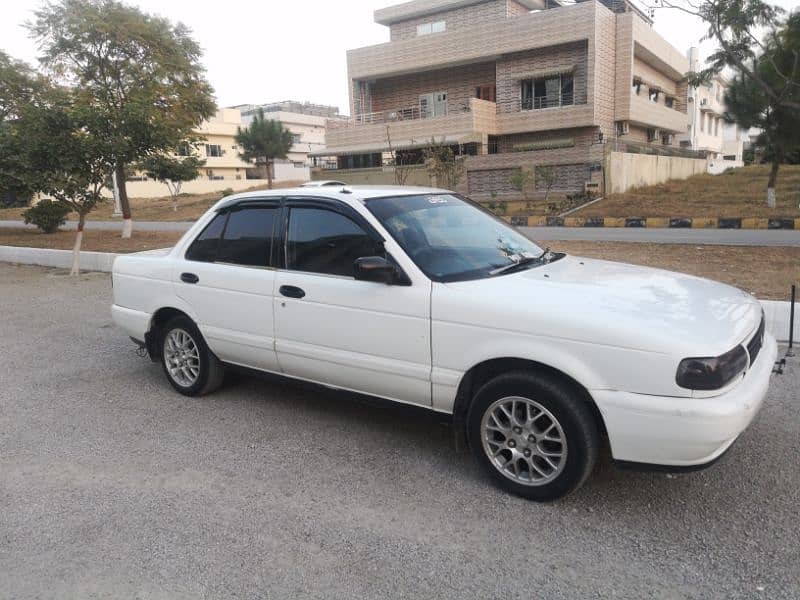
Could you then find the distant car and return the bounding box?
[111,186,775,501]
[301,180,346,187]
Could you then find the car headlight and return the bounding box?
[675,345,748,391]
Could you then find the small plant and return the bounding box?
[22,199,71,233]
[220,187,234,198]
[509,167,534,209]
[535,165,557,204]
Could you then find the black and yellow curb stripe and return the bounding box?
[504,216,800,230]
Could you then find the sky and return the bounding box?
[0,0,796,116]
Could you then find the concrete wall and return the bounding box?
[313,165,433,186]
[606,151,708,194]
[103,177,304,200]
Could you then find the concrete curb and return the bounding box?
[506,216,800,229]
[0,245,120,272]
[1,245,797,343]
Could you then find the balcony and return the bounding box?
[496,94,595,135]
[324,98,497,154]
[628,93,687,133]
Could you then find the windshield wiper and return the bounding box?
[488,247,552,276]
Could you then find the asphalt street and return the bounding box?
[3,218,800,245]
[1,263,799,599]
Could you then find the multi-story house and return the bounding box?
[231,101,344,181]
[320,0,692,199]
[677,47,727,160]
[192,108,253,182]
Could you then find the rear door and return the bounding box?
[272,198,432,407]
[174,199,282,372]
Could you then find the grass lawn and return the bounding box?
[2,227,798,299]
[572,164,800,218]
[0,228,182,253]
[0,180,304,223]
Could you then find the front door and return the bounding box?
[273,200,431,407]
[174,200,281,372]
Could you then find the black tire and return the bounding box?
[466,371,599,501]
[159,315,225,397]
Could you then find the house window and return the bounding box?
[521,73,574,110]
[648,88,659,102]
[664,96,674,109]
[291,133,302,144]
[417,20,445,36]
[632,78,642,95]
[476,85,496,102]
[177,143,191,157]
[714,118,719,136]
[205,144,223,157]
[646,128,657,142]
[700,114,705,132]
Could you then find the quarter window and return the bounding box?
[185,213,226,262]
[287,208,383,277]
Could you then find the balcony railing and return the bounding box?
[520,93,574,111]
[334,103,475,128]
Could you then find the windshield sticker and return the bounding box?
[427,196,449,204]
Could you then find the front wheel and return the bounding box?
[467,372,599,501]
[160,316,225,396]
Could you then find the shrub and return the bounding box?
[22,199,72,233]
[220,187,234,198]
[0,190,32,208]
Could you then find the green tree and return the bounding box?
[28,0,216,237]
[422,138,465,189]
[0,52,43,205]
[15,84,114,274]
[724,13,800,206]
[235,108,294,189]
[653,0,799,114]
[140,153,205,211]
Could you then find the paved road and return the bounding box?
[2,263,799,599]
[0,219,194,232]
[3,218,799,245]
[522,226,800,246]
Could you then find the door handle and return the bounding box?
[279,285,305,299]
[180,272,199,284]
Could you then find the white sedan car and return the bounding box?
[111,186,776,501]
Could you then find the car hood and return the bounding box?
[436,255,762,356]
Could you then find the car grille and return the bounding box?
[746,313,765,366]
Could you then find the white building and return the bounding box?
[677,47,745,174]
[230,101,343,182]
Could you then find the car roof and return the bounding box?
[213,185,451,212]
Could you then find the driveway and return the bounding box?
[1,263,798,599]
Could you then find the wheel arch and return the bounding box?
[452,357,607,439]
[145,307,194,361]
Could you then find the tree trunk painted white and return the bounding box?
[766,159,779,209]
[70,216,85,275]
[767,187,776,208]
[121,217,133,238]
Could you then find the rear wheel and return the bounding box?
[467,371,599,501]
[160,316,225,396]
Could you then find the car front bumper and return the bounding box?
[592,332,777,467]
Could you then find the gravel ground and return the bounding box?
[1,263,799,599]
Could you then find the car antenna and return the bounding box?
[339,186,352,194]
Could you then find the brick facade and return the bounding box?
[495,42,589,114]
[370,62,496,114]
[390,0,512,41]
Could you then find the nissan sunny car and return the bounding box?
[111,186,775,500]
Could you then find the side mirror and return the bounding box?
[353,256,397,284]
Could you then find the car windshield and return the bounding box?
[366,194,551,282]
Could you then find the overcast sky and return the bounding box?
[0,0,795,116]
